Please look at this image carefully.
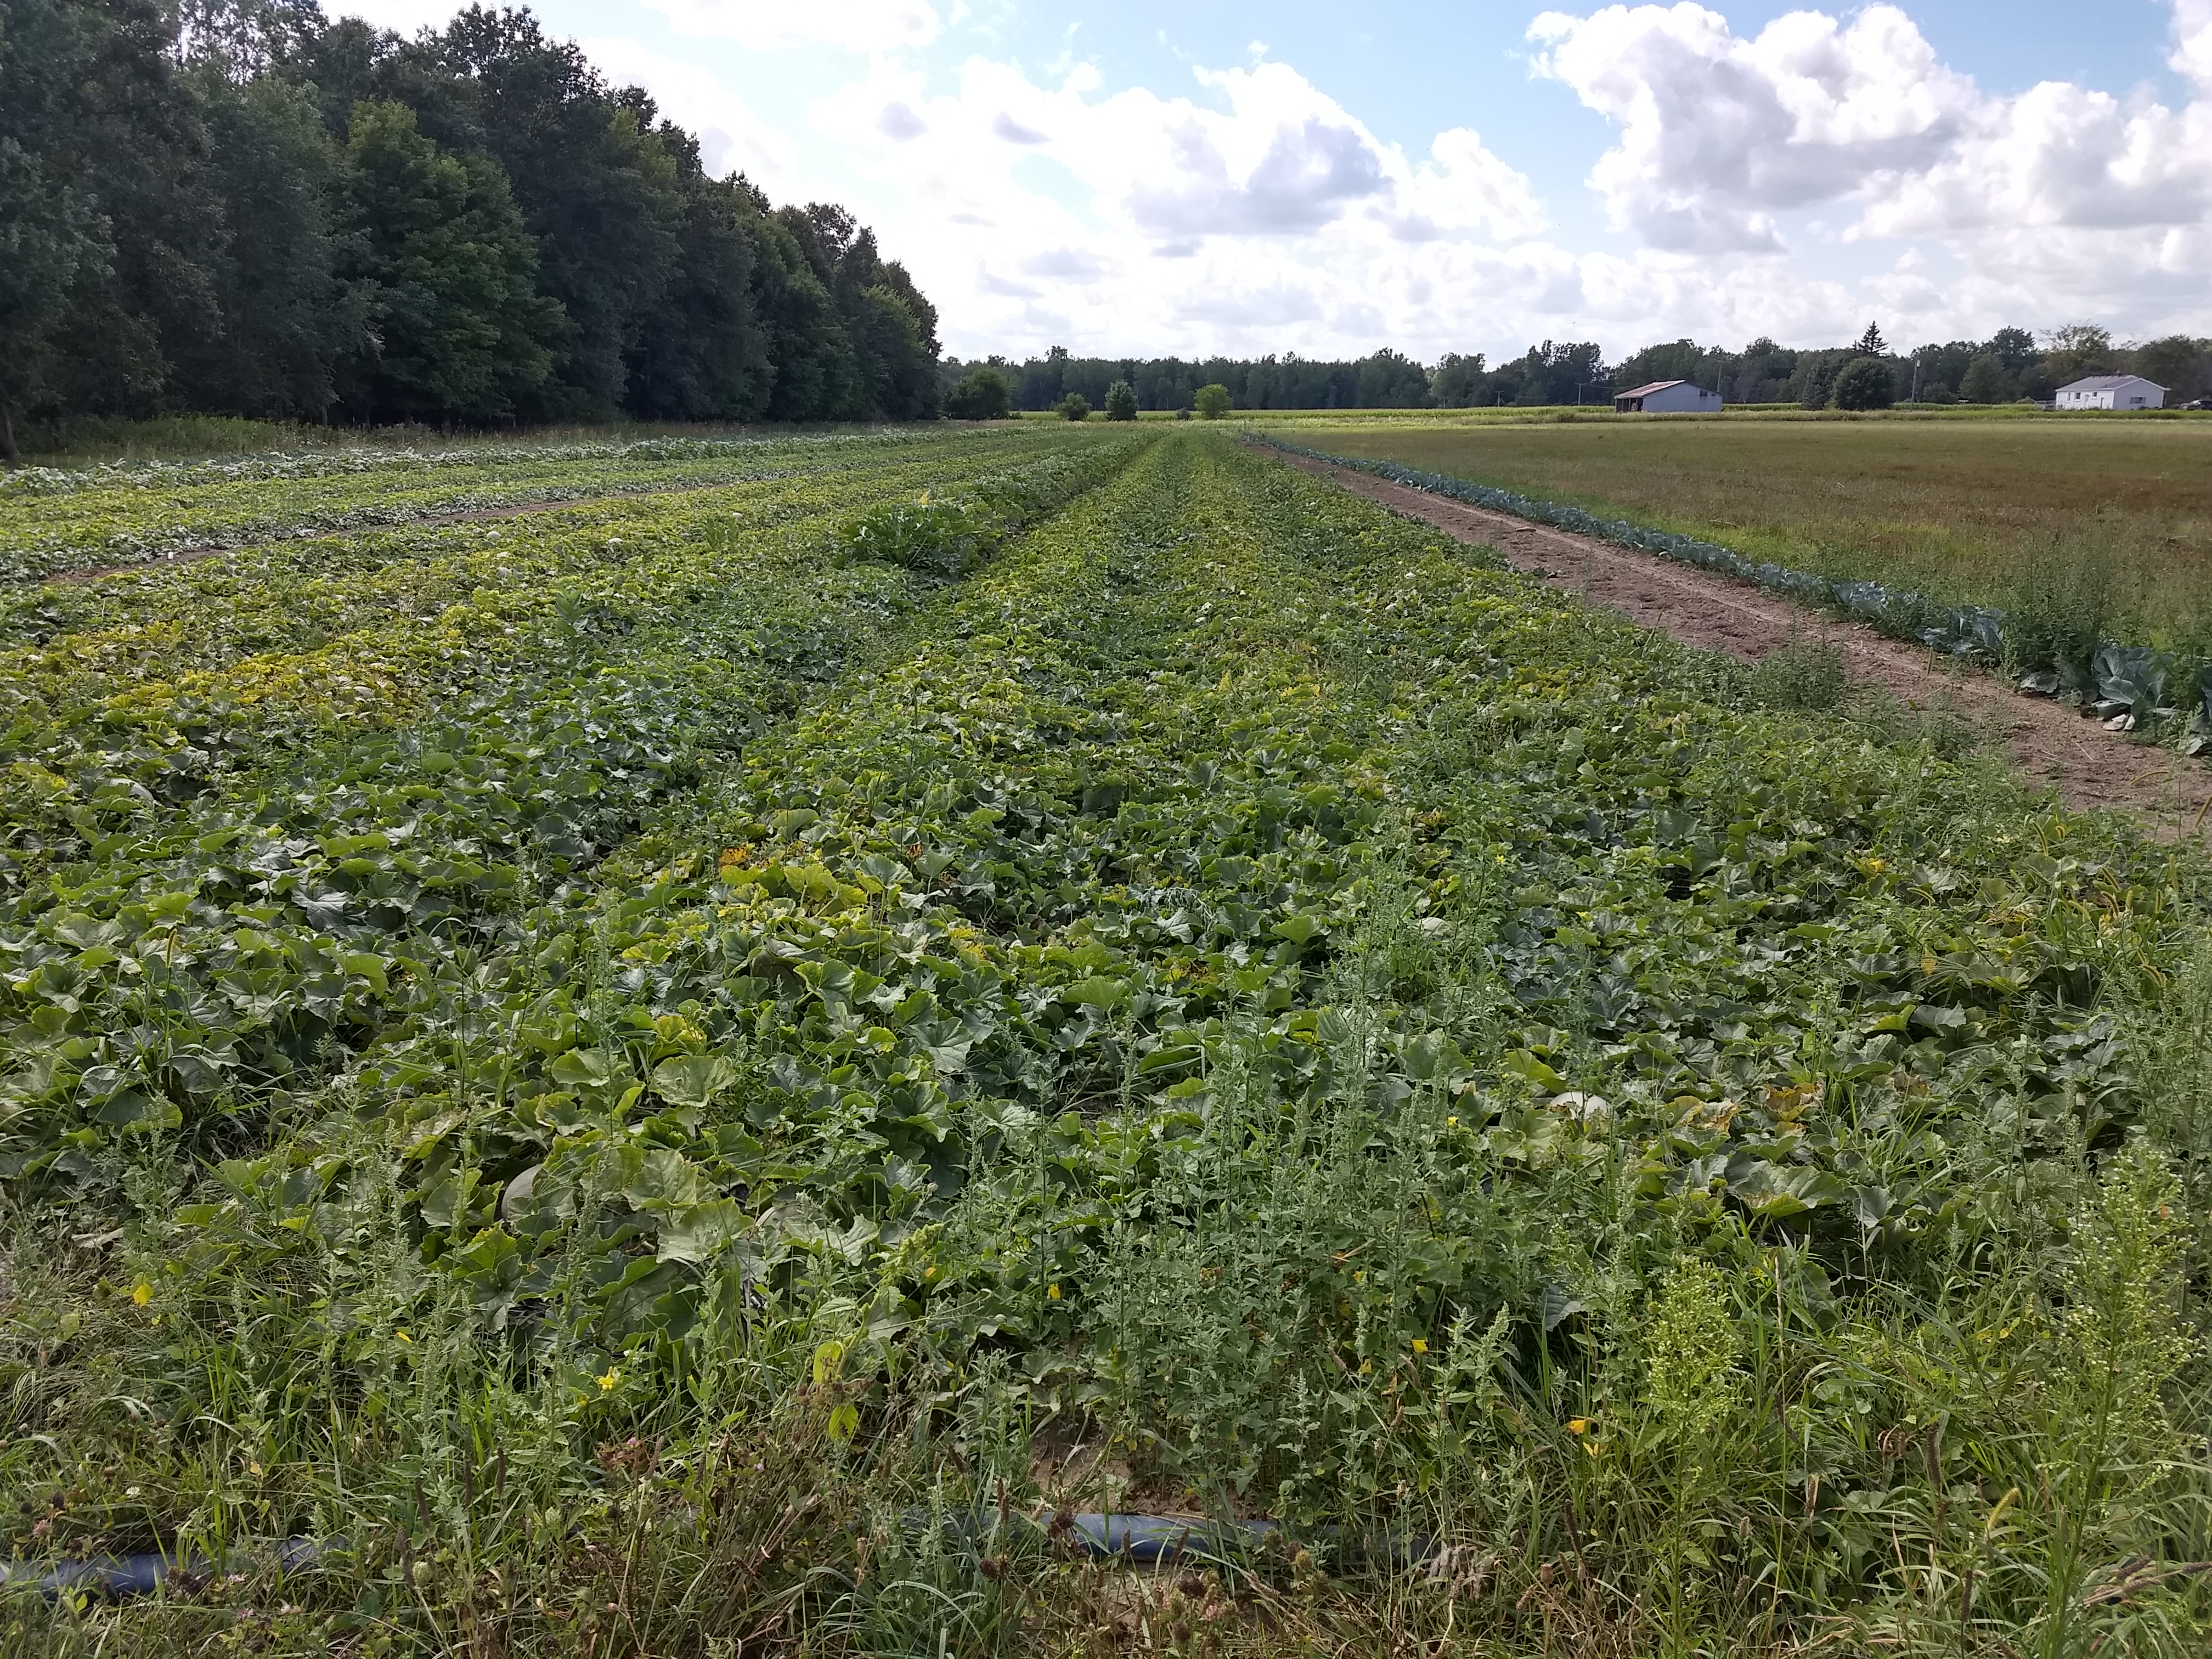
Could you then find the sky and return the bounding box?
[332,0,2212,363]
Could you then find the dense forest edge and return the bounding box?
[0,0,944,461]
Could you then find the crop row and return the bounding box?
[0,431,1144,1183]
[0,427,1067,583]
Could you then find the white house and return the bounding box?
[1613,379,1724,413]
[2056,374,2165,410]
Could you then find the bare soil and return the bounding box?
[1272,447,2212,838]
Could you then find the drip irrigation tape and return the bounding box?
[2,1538,329,1601]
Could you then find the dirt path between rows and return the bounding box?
[1270,447,2212,838]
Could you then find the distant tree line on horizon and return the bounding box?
[947,326,2212,416]
[0,0,941,460]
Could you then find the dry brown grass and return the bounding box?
[1289,416,2212,650]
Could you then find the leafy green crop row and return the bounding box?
[7,430,2211,1657]
[0,428,1065,582]
[0,431,1141,1185]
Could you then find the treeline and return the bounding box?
[950,327,2212,415]
[951,348,1436,415]
[0,1,941,459]
[1608,324,2211,409]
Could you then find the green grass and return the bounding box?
[1282,415,2212,651]
[5,429,2212,1656]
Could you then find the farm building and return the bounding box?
[1613,379,1724,413]
[2055,374,2165,410]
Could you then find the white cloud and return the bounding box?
[639,0,939,53]
[578,37,800,190]
[1528,4,1975,251]
[805,55,1561,357]
[337,0,2212,357]
[327,0,465,36]
[991,111,1048,144]
[1526,1,2212,338]
[2174,0,2212,94]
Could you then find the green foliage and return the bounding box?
[1959,351,2011,404]
[2135,335,2210,403]
[339,100,565,423]
[0,2,941,442]
[183,72,365,422]
[2004,535,2113,682]
[3,427,2212,1656]
[945,366,1012,421]
[1642,1259,1742,1440]
[1830,356,1896,410]
[430,11,688,419]
[1054,392,1090,421]
[1103,379,1138,421]
[0,0,111,459]
[623,171,771,422]
[1748,631,1850,710]
[2043,321,2117,384]
[839,493,995,575]
[1194,382,1233,420]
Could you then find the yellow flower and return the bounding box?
[1446,1116,1459,1127]
[1566,1418,1589,1435]
[131,1282,152,1307]
[394,1330,411,1343]
[598,1368,621,1392]
[1410,1339,1429,1355]
[1047,1284,1061,1300]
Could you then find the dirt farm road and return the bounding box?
[1271,447,2212,839]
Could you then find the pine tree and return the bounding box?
[1854,321,1887,357]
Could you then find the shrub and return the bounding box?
[1055,393,1091,421]
[1103,380,1138,421]
[1175,406,1192,421]
[840,495,995,575]
[1193,383,1232,420]
[1830,357,1895,411]
[945,368,1012,421]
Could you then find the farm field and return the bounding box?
[0,427,1085,584]
[4,427,2212,1656]
[1285,416,2212,652]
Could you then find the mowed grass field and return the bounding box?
[1289,415,2212,648]
[5,426,2212,1656]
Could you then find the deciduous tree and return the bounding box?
[338,99,563,422]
